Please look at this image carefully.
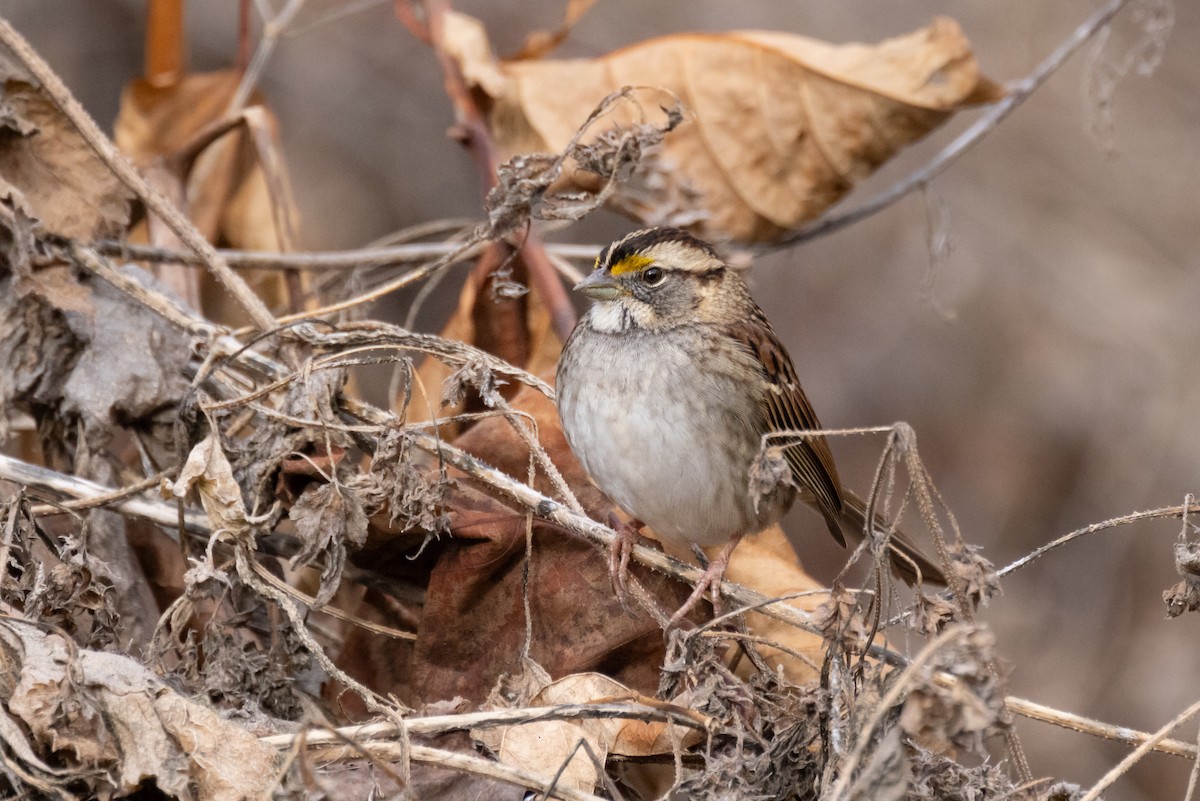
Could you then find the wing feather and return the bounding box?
[726,310,846,545]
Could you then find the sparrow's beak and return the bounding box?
[574,270,624,301]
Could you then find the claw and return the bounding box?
[607,514,645,610]
[668,534,744,627]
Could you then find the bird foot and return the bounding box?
[608,514,648,607]
[668,536,743,627]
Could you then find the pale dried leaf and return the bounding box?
[0,80,131,238]
[168,434,250,535]
[439,12,509,96]
[499,719,601,794]
[115,71,300,320]
[531,672,699,756]
[0,618,279,801]
[469,18,1003,242]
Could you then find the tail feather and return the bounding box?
[835,490,947,586]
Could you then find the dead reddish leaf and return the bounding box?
[335,383,694,715]
[449,14,1003,242]
[0,79,132,239]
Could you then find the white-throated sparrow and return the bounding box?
[556,226,943,622]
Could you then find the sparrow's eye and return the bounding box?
[641,266,665,286]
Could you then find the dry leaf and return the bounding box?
[0,79,132,238]
[721,525,830,684]
[115,71,300,320]
[495,672,698,795]
[288,481,369,607]
[532,673,701,756]
[500,719,602,795]
[453,16,1003,242]
[0,616,278,801]
[168,434,250,536]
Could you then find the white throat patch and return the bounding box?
[586,301,634,333]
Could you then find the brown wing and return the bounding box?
[726,311,847,545]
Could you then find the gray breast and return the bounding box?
[557,324,795,546]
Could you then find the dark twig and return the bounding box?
[413,0,577,341]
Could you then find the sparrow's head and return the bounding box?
[575,227,743,332]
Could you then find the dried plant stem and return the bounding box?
[91,239,604,271]
[0,452,205,535]
[256,239,489,329]
[357,742,607,801]
[230,0,307,111]
[775,0,1133,247]
[71,245,220,338]
[998,501,1200,578]
[1006,696,1199,760]
[0,17,277,330]
[1185,722,1200,801]
[1078,697,1200,801]
[827,625,971,801]
[260,701,708,749]
[27,472,165,517]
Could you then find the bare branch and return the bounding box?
[771,0,1134,248]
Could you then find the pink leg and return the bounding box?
[669,534,744,627]
[608,513,646,602]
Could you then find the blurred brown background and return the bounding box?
[3,1,1197,798]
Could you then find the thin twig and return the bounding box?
[1006,696,1199,761]
[260,700,708,749]
[248,239,489,330]
[0,453,205,536]
[231,0,307,111]
[28,473,167,517]
[1078,697,1200,801]
[770,0,1133,248]
[89,238,602,271]
[997,502,1200,578]
[0,17,277,330]
[353,742,607,801]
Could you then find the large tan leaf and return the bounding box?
[453,16,1002,242]
[115,71,300,319]
[0,79,132,239]
[491,672,701,795]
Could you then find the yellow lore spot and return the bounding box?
[608,254,654,277]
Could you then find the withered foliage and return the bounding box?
[0,5,1185,801]
[1164,538,1200,618]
